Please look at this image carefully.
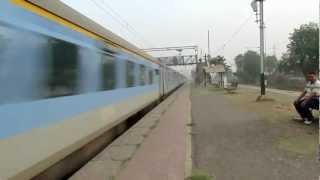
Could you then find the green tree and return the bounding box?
[234,50,260,83]
[209,55,225,65]
[286,22,319,75]
[234,54,244,73]
[278,53,300,74]
[209,55,231,72]
[265,55,278,75]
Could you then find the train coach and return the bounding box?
[0,0,185,179]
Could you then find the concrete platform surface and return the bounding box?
[117,85,190,180]
[70,85,191,180]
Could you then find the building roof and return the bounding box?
[203,64,226,73]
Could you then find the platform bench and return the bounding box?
[224,82,238,93]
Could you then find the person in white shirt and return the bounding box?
[293,71,320,125]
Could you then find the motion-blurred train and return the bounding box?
[0,0,185,179]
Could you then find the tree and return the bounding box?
[278,53,301,74]
[209,55,231,72]
[265,55,278,75]
[209,55,225,65]
[234,54,244,73]
[234,50,260,83]
[286,22,319,75]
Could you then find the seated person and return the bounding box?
[293,71,320,125]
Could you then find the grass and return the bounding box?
[223,88,294,123]
[223,87,318,157]
[207,85,224,92]
[186,169,213,180]
[277,135,317,155]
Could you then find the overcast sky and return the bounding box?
[61,0,318,67]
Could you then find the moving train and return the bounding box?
[0,0,185,179]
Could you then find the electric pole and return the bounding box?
[207,30,211,67]
[251,0,266,96]
[208,30,210,57]
[259,0,265,96]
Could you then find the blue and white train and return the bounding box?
[0,1,185,179]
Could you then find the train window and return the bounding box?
[47,39,80,97]
[0,24,51,104]
[126,60,135,87]
[148,69,153,84]
[101,54,116,90]
[139,64,146,86]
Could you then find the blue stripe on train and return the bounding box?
[0,1,161,139]
[0,85,159,139]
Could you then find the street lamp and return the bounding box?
[251,0,258,13]
[251,0,266,97]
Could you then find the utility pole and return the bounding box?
[259,0,266,96]
[251,0,266,96]
[207,30,212,67]
[208,30,210,57]
[318,0,320,162]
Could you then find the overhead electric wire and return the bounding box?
[98,0,154,48]
[90,0,152,48]
[90,0,134,42]
[214,14,254,55]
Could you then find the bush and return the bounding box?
[267,73,305,91]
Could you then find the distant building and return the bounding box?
[203,64,226,87]
[203,64,237,88]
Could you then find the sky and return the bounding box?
[61,0,318,69]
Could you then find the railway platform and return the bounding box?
[191,85,319,180]
[70,84,192,180]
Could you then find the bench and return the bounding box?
[224,82,238,93]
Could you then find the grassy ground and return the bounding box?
[222,87,318,156]
[187,169,213,180]
[207,85,224,92]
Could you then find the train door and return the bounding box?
[159,65,165,97]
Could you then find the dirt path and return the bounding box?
[191,86,319,180]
